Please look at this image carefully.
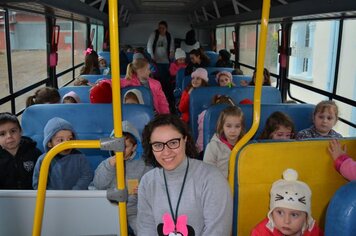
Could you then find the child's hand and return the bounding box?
[109,155,116,166]
[328,139,346,160]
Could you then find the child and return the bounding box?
[216,49,234,68]
[0,112,42,189]
[251,168,323,236]
[80,48,100,75]
[74,77,91,86]
[32,117,93,190]
[169,48,187,77]
[241,68,271,86]
[328,139,356,181]
[185,48,210,75]
[196,95,236,154]
[89,79,113,103]
[93,121,152,235]
[121,58,169,114]
[216,71,235,87]
[296,100,342,139]
[178,68,209,123]
[62,91,81,104]
[203,106,245,177]
[98,56,110,75]
[26,87,61,107]
[124,89,144,104]
[259,111,296,140]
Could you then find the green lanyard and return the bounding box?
[163,159,189,233]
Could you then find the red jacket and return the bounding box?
[251,218,323,236]
[178,90,190,123]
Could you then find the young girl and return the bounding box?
[216,71,235,87]
[93,121,152,235]
[178,68,209,123]
[259,111,296,140]
[241,68,271,86]
[169,48,187,77]
[251,168,323,236]
[0,112,42,189]
[32,117,93,190]
[203,106,245,177]
[62,91,81,103]
[328,139,356,181]
[80,48,100,75]
[121,58,169,114]
[26,87,61,107]
[124,89,144,104]
[184,48,210,75]
[215,49,233,68]
[196,95,236,154]
[98,56,110,75]
[296,100,342,139]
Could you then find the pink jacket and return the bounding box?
[169,62,187,77]
[251,218,323,236]
[334,154,356,181]
[121,75,170,114]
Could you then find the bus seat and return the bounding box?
[126,51,134,63]
[59,86,91,103]
[232,75,252,86]
[174,68,186,97]
[203,103,315,149]
[79,74,112,84]
[183,73,252,88]
[21,104,154,169]
[205,67,234,77]
[205,51,219,67]
[189,86,282,139]
[325,181,356,236]
[98,51,111,65]
[0,190,119,235]
[234,139,356,236]
[59,86,154,106]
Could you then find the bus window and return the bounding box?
[97,25,104,52]
[334,101,356,136]
[0,9,9,101]
[57,18,73,87]
[239,25,256,76]
[74,21,87,78]
[216,27,225,51]
[226,26,235,61]
[90,24,97,51]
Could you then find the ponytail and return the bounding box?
[125,63,134,80]
[26,95,36,107]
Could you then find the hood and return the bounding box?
[124,88,145,105]
[43,117,76,151]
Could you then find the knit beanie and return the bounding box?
[124,88,145,105]
[191,68,208,82]
[43,117,77,151]
[267,169,315,232]
[219,49,231,61]
[62,91,81,103]
[89,79,112,103]
[175,48,186,60]
[216,71,233,83]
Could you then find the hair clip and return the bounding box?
[84,48,93,56]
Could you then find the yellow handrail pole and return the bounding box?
[228,0,271,193]
[32,140,100,236]
[107,0,127,235]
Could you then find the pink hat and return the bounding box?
[62,91,81,103]
[216,71,233,83]
[89,79,112,103]
[191,68,208,82]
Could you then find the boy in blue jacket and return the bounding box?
[33,117,93,190]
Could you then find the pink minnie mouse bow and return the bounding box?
[84,48,93,56]
[162,213,188,236]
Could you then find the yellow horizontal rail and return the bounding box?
[32,140,100,236]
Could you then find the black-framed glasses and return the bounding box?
[150,137,183,152]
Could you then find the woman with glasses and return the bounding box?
[137,114,232,236]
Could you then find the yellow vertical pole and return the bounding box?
[228,0,271,193]
[107,0,127,235]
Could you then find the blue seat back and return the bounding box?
[203,103,315,149]
[189,86,282,139]
[98,51,111,65]
[59,86,91,103]
[21,104,154,169]
[325,181,356,236]
[182,73,252,88]
[126,51,134,63]
[59,86,153,106]
[205,51,219,67]
[232,75,252,86]
[79,74,112,84]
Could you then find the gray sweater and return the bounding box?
[93,157,152,233]
[137,158,233,236]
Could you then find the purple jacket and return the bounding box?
[334,154,356,181]
[121,75,170,114]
